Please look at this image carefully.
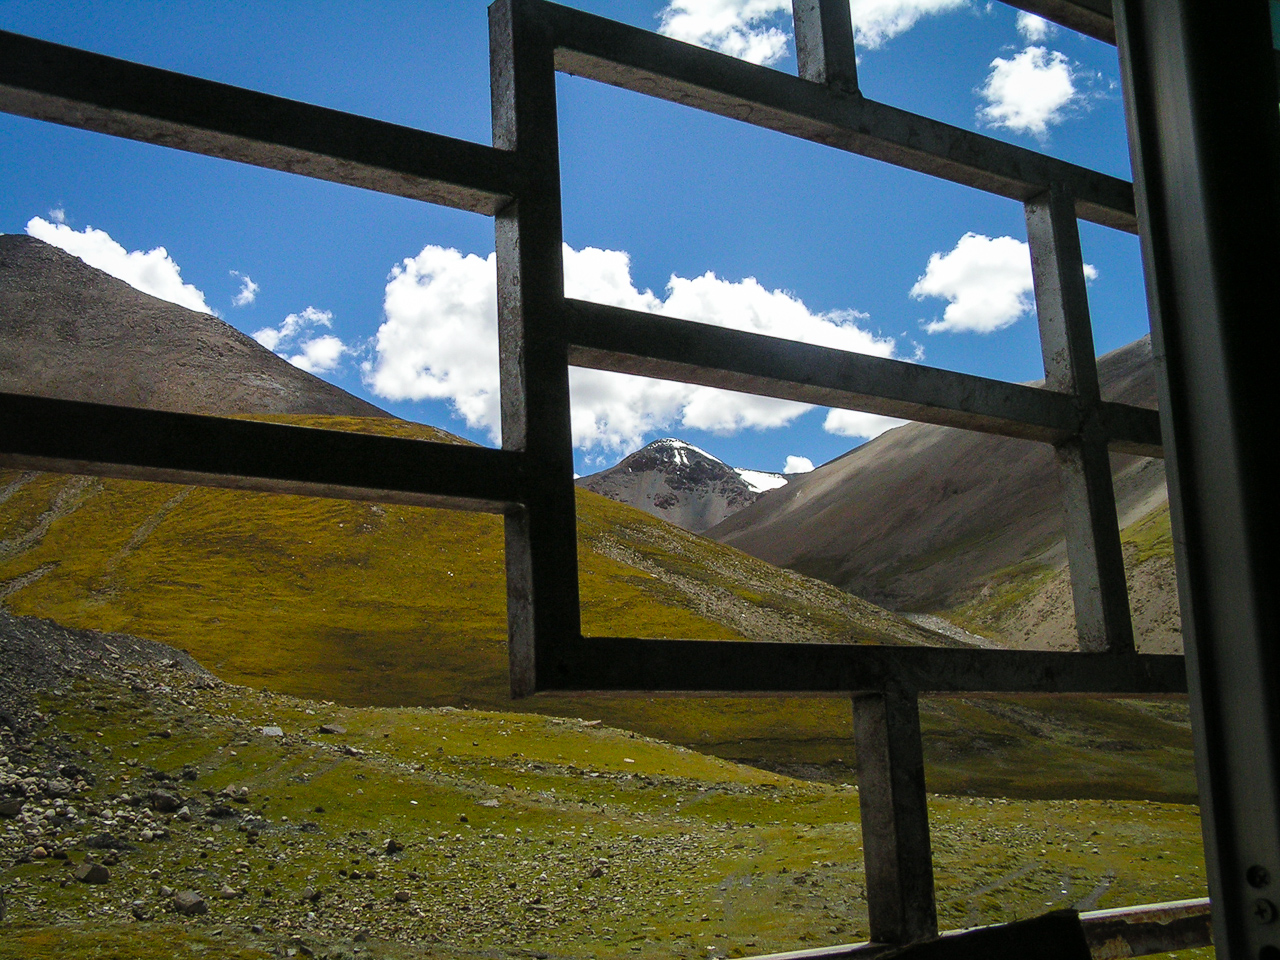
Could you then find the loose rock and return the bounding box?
[172,890,208,916]
[74,861,110,884]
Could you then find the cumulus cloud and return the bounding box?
[48,207,66,224]
[784,455,815,474]
[231,270,259,307]
[253,306,349,373]
[657,0,792,65]
[654,0,966,63]
[911,232,1096,335]
[286,334,347,374]
[979,45,1077,137]
[848,0,968,49]
[823,409,908,438]
[25,216,212,314]
[1015,11,1052,41]
[365,242,900,453]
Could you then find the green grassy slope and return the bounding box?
[0,419,1195,800]
[0,666,1210,960]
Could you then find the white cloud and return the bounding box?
[231,270,259,307]
[48,207,66,224]
[657,0,792,65]
[365,242,900,454]
[848,0,968,49]
[253,305,332,352]
[784,455,815,474]
[286,335,347,374]
[25,216,212,314]
[911,232,1095,335]
[912,233,1033,334]
[1015,11,1051,41]
[654,0,966,63]
[253,306,349,373]
[979,45,1077,137]
[823,409,908,438]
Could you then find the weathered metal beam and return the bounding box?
[1115,1,1280,957]
[0,29,520,215]
[491,0,583,698]
[1080,897,1212,958]
[1002,0,1115,45]
[853,688,937,944]
[538,637,1185,695]
[792,0,859,94]
[1026,184,1135,654]
[0,392,524,512]
[564,298,1163,455]
[540,1,1136,232]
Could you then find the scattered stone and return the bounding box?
[301,888,322,904]
[172,890,208,916]
[261,726,283,737]
[384,838,404,855]
[318,723,346,735]
[0,798,24,818]
[131,901,151,921]
[74,861,110,884]
[31,845,48,859]
[589,866,604,878]
[45,778,73,798]
[176,805,192,822]
[86,833,133,851]
[148,789,182,812]
[393,890,411,903]
[458,813,468,824]
[251,924,265,934]
[479,799,500,808]
[218,885,240,899]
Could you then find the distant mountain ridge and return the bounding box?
[708,335,1168,617]
[0,234,388,418]
[577,438,787,533]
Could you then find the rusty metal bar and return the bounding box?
[1080,897,1213,958]
[540,637,1185,695]
[853,688,937,944]
[791,0,859,94]
[0,29,520,215]
[0,392,524,511]
[540,0,1136,232]
[491,0,582,698]
[1026,184,1135,654]
[1002,0,1115,45]
[563,298,1163,457]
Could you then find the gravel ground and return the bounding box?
[0,609,215,732]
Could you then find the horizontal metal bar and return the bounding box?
[745,900,1210,960]
[540,636,1186,694]
[0,393,525,512]
[564,299,1162,453]
[1080,897,1212,958]
[1002,0,1115,45]
[542,2,1135,232]
[0,30,521,215]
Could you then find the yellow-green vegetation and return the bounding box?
[0,423,1195,801]
[0,668,1210,960]
[1124,503,1174,566]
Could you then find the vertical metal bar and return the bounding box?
[852,687,937,944]
[1025,185,1135,655]
[491,0,581,698]
[1114,1,1280,957]
[791,0,859,94]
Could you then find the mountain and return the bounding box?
[708,336,1172,636]
[0,234,387,417]
[577,438,787,533]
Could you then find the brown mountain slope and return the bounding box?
[708,336,1167,614]
[0,234,388,417]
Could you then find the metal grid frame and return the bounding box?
[2,1,1276,955]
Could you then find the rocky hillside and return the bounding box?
[577,438,786,533]
[0,234,387,417]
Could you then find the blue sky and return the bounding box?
[0,1,1150,477]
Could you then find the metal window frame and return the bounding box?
[3,0,1275,955]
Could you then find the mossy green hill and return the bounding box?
[1,417,1195,800]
